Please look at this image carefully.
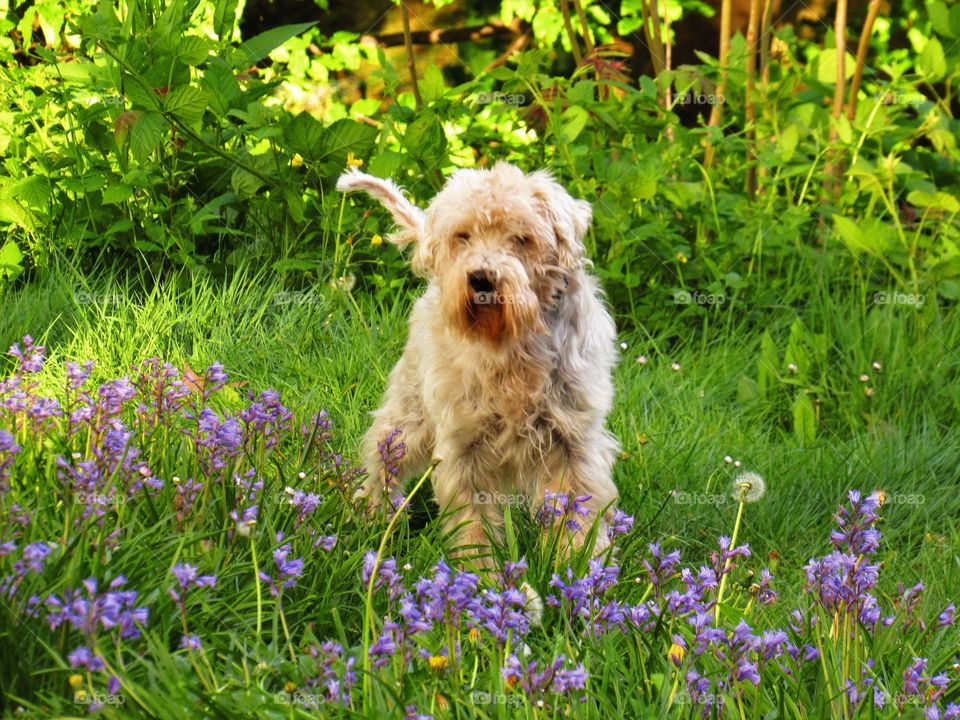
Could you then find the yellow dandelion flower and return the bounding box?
[346,151,363,168]
[371,234,383,247]
[467,627,481,644]
[428,655,449,672]
[291,153,304,168]
[68,674,84,688]
[435,692,449,710]
[284,681,297,693]
[676,252,688,264]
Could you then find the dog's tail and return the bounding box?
[337,169,425,247]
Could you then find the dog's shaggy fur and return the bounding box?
[338,162,620,559]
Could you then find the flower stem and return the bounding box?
[362,461,437,707]
[715,494,747,624]
[250,534,263,639]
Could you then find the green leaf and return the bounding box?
[129,111,166,163]
[231,21,316,69]
[560,105,589,143]
[202,59,242,114]
[919,38,947,81]
[792,393,817,445]
[736,374,760,403]
[178,35,212,66]
[833,114,853,144]
[757,330,778,399]
[164,87,207,125]
[928,1,954,37]
[102,184,133,205]
[213,0,240,40]
[907,190,960,213]
[404,113,446,165]
[8,176,51,211]
[420,65,446,103]
[283,112,326,161]
[815,48,856,84]
[231,168,262,198]
[0,198,35,230]
[0,239,24,280]
[833,215,871,255]
[777,124,799,162]
[321,118,379,166]
[272,258,319,272]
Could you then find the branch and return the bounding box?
[347,21,520,49]
[401,4,422,110]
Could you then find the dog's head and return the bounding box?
[338,162,591,344]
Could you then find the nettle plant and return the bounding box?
[0,335,957,718]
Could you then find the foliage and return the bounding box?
[0,0,957,326]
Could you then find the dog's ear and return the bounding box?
[337,169,430,271]
[529,171,592,270]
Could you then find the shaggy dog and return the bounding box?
[338,162,619,561]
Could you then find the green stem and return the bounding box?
[715,495,746,624]
[362,462,438,707]
[250,533,263,639]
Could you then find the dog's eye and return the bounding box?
[514,235,531,247]
[455,232,471,245]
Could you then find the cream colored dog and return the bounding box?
[338,162,619,560]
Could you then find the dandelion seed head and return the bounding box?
[733,471,766,503]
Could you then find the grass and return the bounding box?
[1,261,958,717]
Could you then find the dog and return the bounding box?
[338,162,620,562]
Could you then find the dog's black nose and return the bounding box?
[468,271,495,294]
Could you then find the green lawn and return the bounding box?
[2,265,958,717]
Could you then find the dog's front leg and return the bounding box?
[538,432,619,556]
[357,355,434,510]
[431,446,500,568]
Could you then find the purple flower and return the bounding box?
[937,603,955,628]
[368,630,396,669]
[179,634,202,650]
[9,335,45,374]
[66,361,95,390]
[287,488,322,527]
[539,491,593,532]
[168,563,216,608]
[258,535,304,599]
[830,490,881,556]
[68,645,105,672]
[45,576,149,640]
[607,509,634,540]
[0,429,21,493]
